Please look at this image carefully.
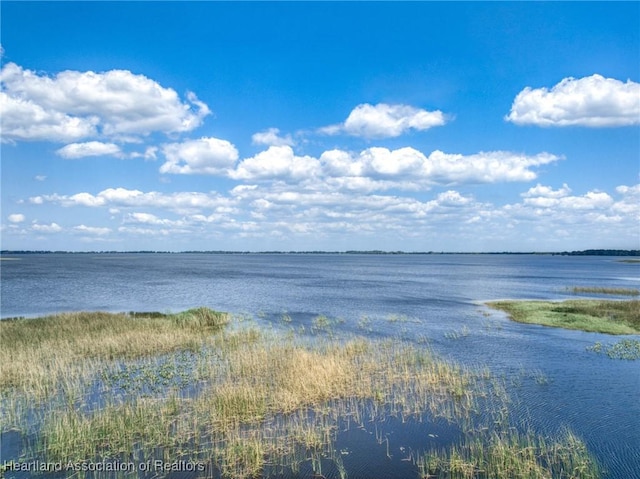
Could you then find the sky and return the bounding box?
[1,1,639,252]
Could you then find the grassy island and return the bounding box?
[487,299,640,335]
[1,308,600,478]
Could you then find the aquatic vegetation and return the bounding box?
[1,309,602,478]
[587,339,640,360]
[0,308,229,397]
[569,286,640,296]
[415,429,599,479]
[487,299,640,334]
[445,326,470,340]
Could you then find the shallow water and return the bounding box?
[1,253,639,478]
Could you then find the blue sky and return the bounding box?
[1,2,639,252]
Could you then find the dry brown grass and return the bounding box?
[0,308,228,395]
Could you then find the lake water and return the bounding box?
[1,253,639,478]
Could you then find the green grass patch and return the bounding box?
[487,299,640,335]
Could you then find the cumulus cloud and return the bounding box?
[611,184,640,217]
[7,213,25,223]
[31,187,234,213]
[0,91,98,143]
[251,128,294,147]
[124,212,183,226]
[522,183,572,198]
[230,145,321,181]
[31,222,62,233]
[220,145,560,190]
[0,62,210,143]
[160,137,239,175]
[320,103,447,139]
[507,184,626,217]
[319,147,560,186]
[17,179,640,250]
[524,191,613,210]
[73,225,111,235]
[56,141,122,159]
[506,75,640,127]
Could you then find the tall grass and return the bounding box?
[416,429,599,479]
[570,286,640,296]
[1,309,601,478]
[0,308,228,396]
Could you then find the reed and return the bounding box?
[0,308,229,396]
[1,309,600,478]
[415,429,599,479]
[570,286,640,296]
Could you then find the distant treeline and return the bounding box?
[2,249,638,256]
[553,249,639,257]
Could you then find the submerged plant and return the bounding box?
[587,339,640,360]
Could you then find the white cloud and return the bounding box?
[615,184,640,197]
[221,146,562,192]
[56,141,122,159]
[31,222,62,233]
[124,212,183,226]
[117,226,175,236]
[321,103,447,139]
[18,179,640,251]
[506,75,640,127]
[73,225,111,235]
[35,175,47,181]
[521,185,613,210]
[612,184,640,217]
[522,183,571,198]
[160,137,239,175]
[129,146,158,160]
[230,145,322,181]
[319,147,560,186]
[435,190,471,206]
[0,61,210,143]
[251,128,294,147]
[0,91,98,143]
[32,187,234,214]
[7,213,25,223]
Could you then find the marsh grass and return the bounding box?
[487,299,640,334]
[415,429,599,479]
[1,309,601,478]
[0,308,228,396]
[569,286,640,296]
[31,335,483,477]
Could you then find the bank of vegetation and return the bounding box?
[1,309,600,478]
[487,299,640,335]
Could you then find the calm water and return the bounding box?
[1,253,639,478]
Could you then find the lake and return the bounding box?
[1,253,639,478]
